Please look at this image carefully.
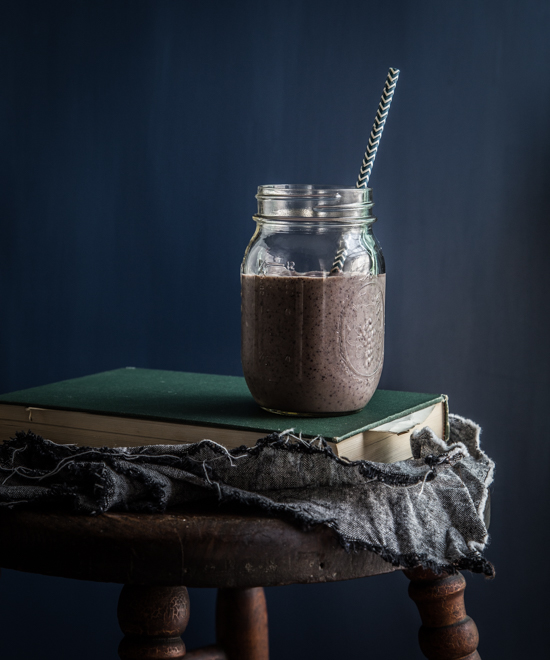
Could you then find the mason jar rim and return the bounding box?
[256,184,372,197]
[255,184,375,221]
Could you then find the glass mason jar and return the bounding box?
[241,184,385,416]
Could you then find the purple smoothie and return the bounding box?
[241,272,385,415]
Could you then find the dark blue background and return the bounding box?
[1,0,549,658]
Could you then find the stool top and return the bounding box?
[0,504,397,587]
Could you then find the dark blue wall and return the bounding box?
[1,0,549,657]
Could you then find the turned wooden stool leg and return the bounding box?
[404,568,480,660]
[117,585,190,659]
[216,587,269,660]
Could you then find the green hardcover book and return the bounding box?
[0,368,448,463]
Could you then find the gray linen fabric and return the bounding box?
[0,414,494,576]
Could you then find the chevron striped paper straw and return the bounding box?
[329,237,349,275]
[356,67,400,188]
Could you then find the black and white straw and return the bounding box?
[356,67,400,189]
[330,238,348,275]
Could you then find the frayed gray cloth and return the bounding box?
[0,414,494,576]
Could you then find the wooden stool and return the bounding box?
[0,505,481,659]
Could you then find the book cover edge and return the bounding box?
[332,394,448,442]
[0,369,448,443]
[0,394,449,443]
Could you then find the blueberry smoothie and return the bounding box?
[241,272,385,415]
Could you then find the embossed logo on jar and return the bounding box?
[339,279,385,378]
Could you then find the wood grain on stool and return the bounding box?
[117,585,190,659]
[0,507,396,588]
[405,568,480,660]
[216,588,269,660]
